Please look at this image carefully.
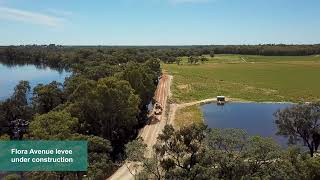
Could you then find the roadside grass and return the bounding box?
[174,105,203,128]
[162,54,320,104]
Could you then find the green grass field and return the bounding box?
[163,54,320,103]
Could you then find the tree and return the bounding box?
[144,58,161,78]
[304,155,320,179]
[244,136,281,177]
[86,153,114,179]
[209,50,215,57]
[0,81,32,138]
[28,111,78,179]
[29,111,115,179]
[63,75,88,100]
[81,63,119,81]
[155,124,207,179]
[96,77,140,156]
[188,56,200,64]
[205,128,249,179]
[175,57,182,65]
[73,135,115,179]
[200,56,208,64]
[67,76,140,158]
[29,110,78,140]
[269,146,320,180]
[125,138,166,180]
[275,103,320,156]
[125,124,207,180]
[7,80,32,121]
[32,81,65,114]
[187,56,194,64]
[12,80,31,107]
[125,138,148,179]
[128,125,288,180]
[118,62,156,109]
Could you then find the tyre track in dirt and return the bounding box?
[108,74,172,180]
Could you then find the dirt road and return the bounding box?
[108,74,172,180]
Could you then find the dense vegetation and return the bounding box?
[1,45,320,179]
[1,44,320,66]
[127,103,320,180]
[0,45,161,179]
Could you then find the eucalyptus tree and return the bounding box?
[275,103,320,157]
[32,81,66,114]
[0,81,32,138]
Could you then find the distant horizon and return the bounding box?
[1,43,320,47]
[1,0,319,45]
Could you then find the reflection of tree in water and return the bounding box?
[275,103,320,157]
[0,60,67,73]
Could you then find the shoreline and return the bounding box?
[170,97,312,128]
[185,97,299,108]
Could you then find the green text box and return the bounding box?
[0,141,87,171]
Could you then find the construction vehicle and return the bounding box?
[154,102,163,115]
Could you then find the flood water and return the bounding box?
[201,102,293,147]
[0,63,70,100]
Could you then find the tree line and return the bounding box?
[1,44,320,66]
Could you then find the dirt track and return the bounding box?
[108,74,172,180]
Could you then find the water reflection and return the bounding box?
[201,102,293,147]
[0,62,70,100]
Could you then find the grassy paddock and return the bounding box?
[174,105,203,128]
[163,54,320,103]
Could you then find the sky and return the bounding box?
[0,0,319,45]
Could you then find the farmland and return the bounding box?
[163,54,320,104]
